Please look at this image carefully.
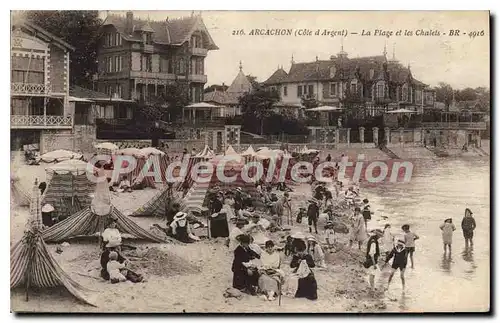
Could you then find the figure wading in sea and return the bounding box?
[461,208,476,249]
[440,218,456,255]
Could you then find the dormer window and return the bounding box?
[369,69,375,79]
[376,81,385,99]
[329,66,336,78]
[350,80,357,94]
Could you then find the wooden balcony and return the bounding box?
[190,47,208,56]
[11,115,73,129]
[188,74,207,83]
[11,83,51,96]
[130,71,176,81]
[142,44,154,53]
[421,122,487,130]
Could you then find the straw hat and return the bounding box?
[42,204,55,213]
[306,235,317,243]
[174,212,187,220]
[235,187,243,193]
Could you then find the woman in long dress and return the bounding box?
[440,218,456,254]
[350,207,368,250]
[232,234,261,294]
[290,240,318,300]
[258,240,282,301]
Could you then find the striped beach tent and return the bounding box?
[178,145,214,192]
[113,148,156,189]
[11,180,95,306]
[130,184,187,217]
[42,160,97,221]
[140,147,169,183]
[41,176,165,243]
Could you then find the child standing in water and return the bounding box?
[402,224,419,269]
[440,218,456,254]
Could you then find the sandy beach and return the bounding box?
[11,161,393,313]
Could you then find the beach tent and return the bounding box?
[130,184,187,217]
[41,176,165,243]
[139,147,169,183]
[11,180,95,306]
[112,148,156,188]
[178,145,215,192]
[38,149,83,163]
[42,159,97,221]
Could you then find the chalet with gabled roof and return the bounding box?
[96,11,218,106]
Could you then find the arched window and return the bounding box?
[329,66,336,78]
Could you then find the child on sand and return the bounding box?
[402,224,419,269]
[107,251,127,284]
[325,221,336,253]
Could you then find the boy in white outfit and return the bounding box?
[107,251,127,284]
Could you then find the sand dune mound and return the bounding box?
[127,247,201,277]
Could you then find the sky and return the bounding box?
[101,11,490,90]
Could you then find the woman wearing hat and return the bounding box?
[232,234,261,294]
[440,218,456,254]
[258,240,282,301]
[383,239,409,291]
[170,212,200,243]
[461,208,476,249]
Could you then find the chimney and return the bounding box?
[126,11,134,34]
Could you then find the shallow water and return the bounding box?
[365,158,490,312]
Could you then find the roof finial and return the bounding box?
[383,41,387,58]
[392,43,396,61]
[239,60,242,71]
[291,54,295,65]
[341,37,344,52]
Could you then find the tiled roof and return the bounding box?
[203,91,241,105]
[102,13,218,49]
[263,68,288,85]
[226,70,253,94]
[274,54,425,86]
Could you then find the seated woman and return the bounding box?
[258,240,282,301]
[169,212,200,243]
[284,239,318,300]
[101,219,122,250]
[232,234,261,295]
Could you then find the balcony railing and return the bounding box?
[130,71,177,81]
[190,47,208,56]
[11,115,73,129]
[421,122,487,130]
[188,74,207,83]
[142,44,154,53]
[11,83,51,96]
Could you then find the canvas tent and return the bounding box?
[11,173,30,207]
[38,149,83,163]
[178,145,215,192]
[11,180,95,306]
[139,147,169,183]
[41,177,165,243]
[42,159,97,221]
[130,184,187,217]
[112,148,157,188]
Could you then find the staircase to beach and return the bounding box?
[379,145,400,159]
